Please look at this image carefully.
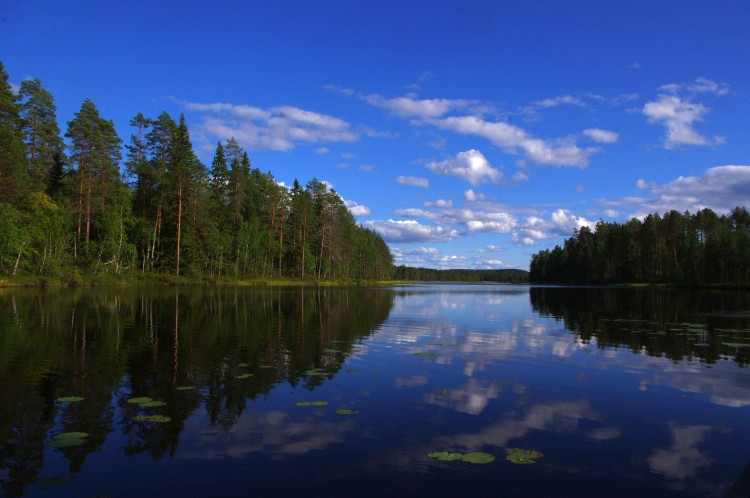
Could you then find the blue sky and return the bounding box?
[3,1,749,270]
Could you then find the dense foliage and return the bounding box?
[529,208,750,285]
[394,266,528,283]
[0,61,393,283]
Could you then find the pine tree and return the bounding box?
[0,61,29,203]
[18,78,65,191]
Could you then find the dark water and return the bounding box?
[1,284,749,497]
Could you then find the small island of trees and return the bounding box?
[529,207,750,285]
[0,61,393,284]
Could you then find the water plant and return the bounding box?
[427,451,495,464]
[427,452,462,461]
[49,432,89,448]
[56,396,84,403]
[335,409,359,415]
[505,448,543,464]
[127,396,152,404]
[296,401,328,407]
[134,415,171,423]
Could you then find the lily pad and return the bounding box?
[460,452,495,464]
[296,401,329,407]
[323,348,340,353]
[134,415,172,423]
[505,448,543,464]
[335,409,359,415]
[346,369,359,373]
[428,452,462,461]
[237,363,250,368]
[237,373,254,379]
[56,396,84,403]
[127,397,152,404]
[176,386,196,391]
[259,365,273,369]
[139,401,166,408]
[54,432,90,440]
[49,432,89,448]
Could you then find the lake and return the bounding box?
[1,284,749,497]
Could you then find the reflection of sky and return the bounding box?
[169,285,749,495]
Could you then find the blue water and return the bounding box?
[1,285,749,497]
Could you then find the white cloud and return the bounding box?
[345,199,370,217]
[485,245,504,252]
[345,89,600,167]
[315,147,330,155]
[511,209,595,245]
[426,149,504,186]
[365,219,458,243]
[428,115,599,167]
[397,175,430,188]
[532,94,588,109]
[182,100,357,152]
[583,128,619,144]
[359,164,373,173]
[465,189,485,201]
[642,95,713,148]
[424,199,453,208]
[391,247,441,257]
[643,78,728,149]
[599,165,750,217]
[636,179,657,190]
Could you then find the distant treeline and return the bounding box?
[0,61,394,283]
[394,266,529,283]
[529,207,750,285]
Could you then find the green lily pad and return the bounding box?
[505,448,543,464]
[305,370,328,376]
[296,401,329,407]
[176,386,196,391]
[428,452,463,461]
[238,363,250,368]
[335,409,359,415]
[49,432,89,448]
[237,373,254,379]
[54,432,89,440]
[323,348,340,353]
[346,369,359,373]
[139,401,166,408]
[460,452,495,464]
[127,397,152,404]
[259,365,273,369]
[723,342,750,348]
[134,415,172,423]
[56,396,84,403]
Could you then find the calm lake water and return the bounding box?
[1,284,750,497]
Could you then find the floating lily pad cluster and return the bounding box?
[176,385,197,391]
[127,397,171,423]
[56,396,84,403]
[428,448,544,465]
[413,352,439,360]
[427,451,495,464]
[134,415,172,423]
[334,409,359,415]
[49,432,89,448]
[505,448,544,464]
[296,401,329,407]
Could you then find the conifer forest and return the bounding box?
[0,62,394,284]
